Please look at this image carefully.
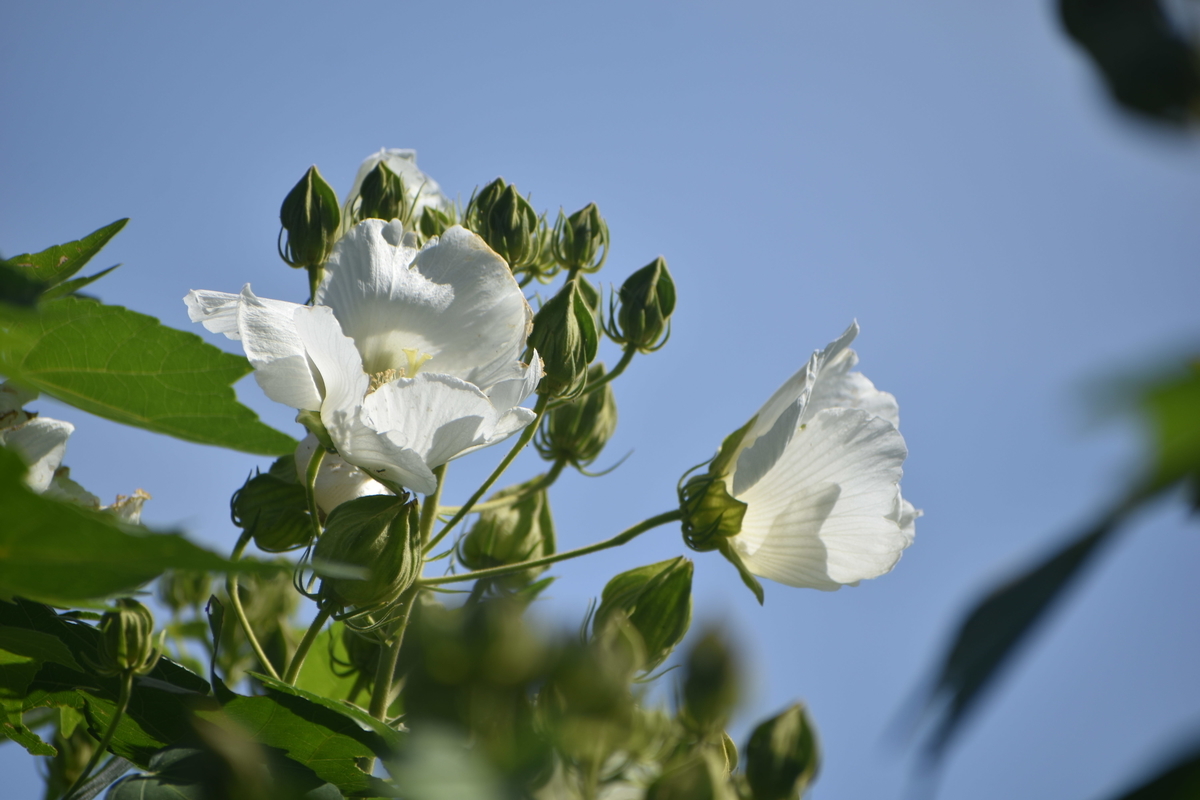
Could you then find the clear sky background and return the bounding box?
[3,2,1199,798]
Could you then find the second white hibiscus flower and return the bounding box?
[186,219,543,497]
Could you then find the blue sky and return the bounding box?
[3,2,1199,798]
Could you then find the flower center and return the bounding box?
[366,348,433,394]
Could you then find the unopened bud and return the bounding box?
[593,557,692,672]
[466,178,542,271]
[418,206,457,240]
[535,363,617,468]
[682,630,739,735]
[745,704,820,800]
[231,456,312,553]
[552,203,609,273]
[527,279,599,399]
[96,598,160,677]
[646,752,732,800]
[278,166,340,270]
[457,478,556,590]
[606,257,676,352]
[314,495,421,610]
[356,161,408,224]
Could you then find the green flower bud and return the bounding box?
[457,478,556,590]
[593,557,692,672]
[744,704,820,800]
[231,457,312,553]
[551,202,609,274]
[356,161,408,225]
[606,256,677,352]
[314,495,421,610]
[278,166,340,270]
[646,752,732,800]
[466,178,543,271]
[96,598,160,677]
[159,570,213,612]
[535,362,617,468]
[418,205,458,240]
[527,278,599,399]
[682,630,739,736]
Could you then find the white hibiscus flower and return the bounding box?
[186,219,543,496]
[684,323,917,592]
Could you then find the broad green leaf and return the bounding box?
[293,622,364,708]
[0,625,82,671]
[0,648,41,700]
[41,264,119,301]
[0,262,47,307]
[0,296,296,455]
[1106,742,1200,799]
[0,447,281,604]
[5,219,128,288]
[1,700,56,756]
[107,746,345,800]
[254,672,403,752]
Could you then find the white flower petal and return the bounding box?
[232,286,322,411]
[292,305,369,425]
[362,373,499,467]
[105,489,151,525]
[2,417,74,493]
[802,346,899,428]
[44,467,101,508]
[483,351,543,414]
[345,148,451,224]
[294,434,392,514]
[336,416,439,495]
[734,407,911,590]
[185,289,243,339]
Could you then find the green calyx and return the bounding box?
[466,177,543,271]
[314,494,421,613]
[535,362,617,468]
[278,165,341,270]
[457,478,557,591]
[95,598,161,677]
[606,256,676,352]
[744,703,821,800]
[552,202,609,273]
[681,630,739,737]
[527,278,599,399]
[593,556,693,672]
[356,161,409,225]
[418,205,458,240]
[231,456,312,552]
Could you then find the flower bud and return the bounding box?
[535,363,617,468]
[457,478,556,590]
[418,205,458,240]
[606,256,676,352]
[356,161,408,225]
[646,752,732,800]
[527,279,599,399]
[159,570,213,612]
[593,557,692,672]
[278,166,341,270]
[96,598,160,677]
[744,704,820,800]
[314,495,421,610]
[231,457,312,553]
[551,202,609,274]
[682,630,739,736]
[466,178,543,271]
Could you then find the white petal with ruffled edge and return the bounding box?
[1,417,75,493]
[733,407,911,591]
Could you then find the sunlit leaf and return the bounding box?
[4,219,128,288]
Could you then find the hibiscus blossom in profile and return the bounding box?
[680,323,917,594]
[186,219,543,496]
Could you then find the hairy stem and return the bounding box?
[424,394,549,553]
[284,605,333,685]
[419,509,683,587]
[227,532,280,681]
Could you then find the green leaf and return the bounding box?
[5,219,128,288]
[0,295,296,456]
[918,510,1125,758]
[1,700,56,756]
[253,672,403,752]
[293,622,364,708]
[0,625,82,671]
[1106,742,1200,799]
[41,264,119,301]
[0,447,282,604]
[0,262,47,307]
[1143,363,1200,486]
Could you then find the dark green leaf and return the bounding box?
[1107,741,1200,799]
[292,622,363,708]
[41,264,119,301]
[0,624,82,670]
[1,700,56,756]
[5,219,128,288]
[1143,364,1200,486]
[253,672,403,752]
[0,261,47,307]
[0,447,282,604]
[0,296,296,456]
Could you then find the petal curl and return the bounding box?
[1,417,74,493]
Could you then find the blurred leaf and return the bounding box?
[0,447,281,604]
[1143,363,1200,486]
[919,506,1129,759]
[0,261,47,307]
[1060,0,1200,122]
[4,219,128,288]
[1107,742,1200,799]
[0,296,296,456]
[293,622,362,707]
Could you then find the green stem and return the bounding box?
[424,394,549,554]
[368,593,416,722]
[63,671,133,800]
[306,265,324,305]
[548,345,636,410]
[284,605,333,684]
[305,446,326,542]
[419,509,682,587]
[418,465,447,548]
[437,460,565,515]
[227,532,281,681]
